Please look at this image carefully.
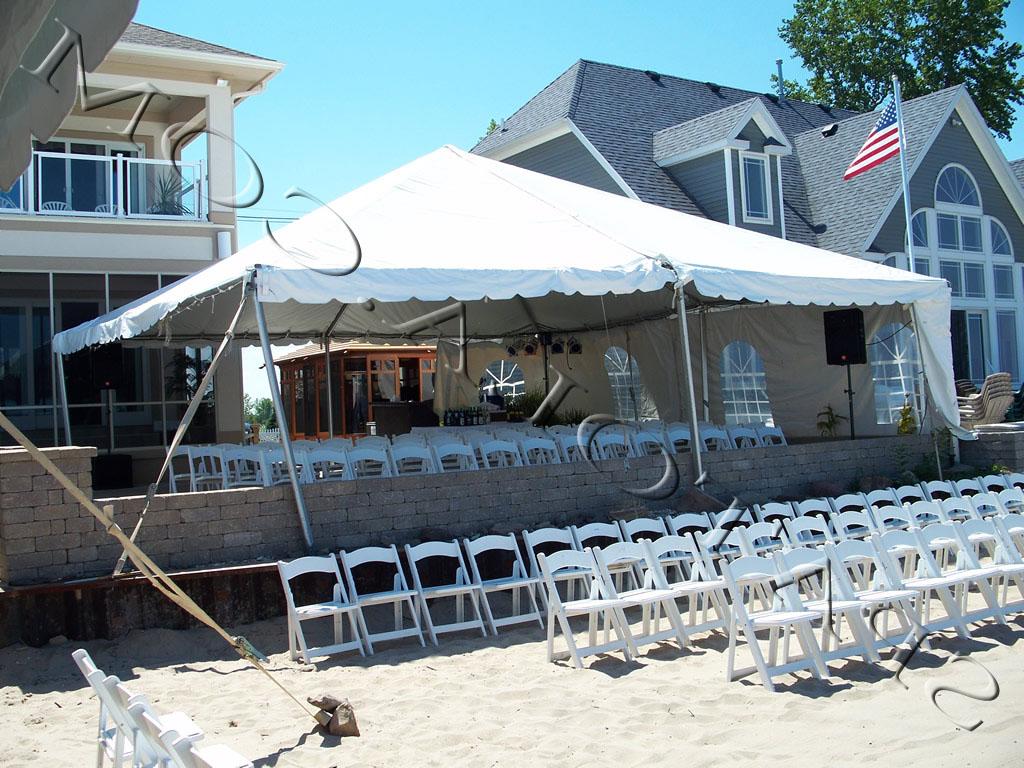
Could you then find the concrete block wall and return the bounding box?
[0,435,937,586]
[959,432,1024,474]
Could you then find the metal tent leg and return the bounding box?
[676,288,704,484]
[323,335,333,437]
[255,296,314,551]
[56,352,72,446]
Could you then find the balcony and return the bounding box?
[0,150,206,221]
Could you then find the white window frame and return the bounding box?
[869,323,923,425]
[738,151,773,225]
[934,163,982,213]
[720,340,773,425]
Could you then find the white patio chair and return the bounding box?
[727,425,762,449]
[720,554,828,692]
[103,675,203,768]
[592,428,635,460]
[258,447,291,487]
[772,546,878,664]
[304,447,352,482]
[831,493,871,515]
[519,436,562,466]
[920,480,956,501]
[793,498,832,521]
[632,428,672,456]
[431,441,480,472]
[978,474,1008,493]
[553,432,586,463]
[537,548,636,668]
[996,513,1024,555]
[522,526,590,609]
[338,545,424,652]
[463,534,543,632]
[222,446,264,488]
[391,443,438,475]
[168,445,192,493]
[642,534,730,635]
[998,488,1024,515]
[41,200,70,211]
[892,484,926,505]
[188,446,226,491]
[617,516,668,543]
[755,501,796,523]
[938,498,977,524]
[783,515,835,547]
[729,521,788,556]
[571,521,624,549]
[905,500,943,527]
[352,434,392,452]
[709,506,756,528]
[755,424,787,446]
[94,203,123,215]
[969,492,1004,520]
[665,422,692,453]
[391,432,426,449]
[479,439,524,469]
[833,510,874,541]
[404,540,488,644]
[423,429,464,446]
[917,523,1007,627]
[862,488,900,510]
[955,478,985,497]
[871,505,914,534]
[276,555,366,663]
[992,515,1024,609]
[699,424,732,451]
[130,704,252,768]
[665,511,713,537]
[592,541,689,652]
[348,445,394,478]
[1002,472,1024,491]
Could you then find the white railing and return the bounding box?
[0,150,205,220]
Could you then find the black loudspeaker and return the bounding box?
[90,344,124,390]
[823,308,866,366]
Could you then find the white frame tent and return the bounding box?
[52,145,959,550]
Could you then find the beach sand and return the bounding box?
[2,606,1022,767]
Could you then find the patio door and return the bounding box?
[951,309,987,384]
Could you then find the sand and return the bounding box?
[2,606,1023,767]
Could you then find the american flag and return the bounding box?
[843,99,901,180]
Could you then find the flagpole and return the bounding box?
[892,75,916,273]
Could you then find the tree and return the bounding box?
[243,394,277,428]
[779,0,1024,137]
[479,117,500,142]
[769,73,815,103]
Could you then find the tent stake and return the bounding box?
[255,293,315,551]
[676,287,704,484]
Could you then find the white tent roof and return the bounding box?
[53,144,957,427]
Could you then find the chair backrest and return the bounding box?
[391,432,426,448]
[479,439,524,469]
[833,510,874,540]
[423,430,464,445]
[665,423,691,452]
[644,533,717,580]
[463,533,528,582]
[979,474,1008,492]
[592,541,647,592]
[793,498,831,520]
[348,446,394,478]
[939,497,976,523]
[277,555,348,608]
[921,480,956,501]
[552,432,587,463]
[916,523,969,575]
[593,428,635,460]
[353,435,392,451]
[391,443,438,475]
[665,511,712,536]
[872,529,923,581]
[969,492,1002,518]
[756,501,796,523]
[536,548,597,589]
[893,484,926,504]
[736,521,787,555]
[831,493,869,514]
[710,506,755,529]
[755,424,787,446]
[571,521,624,549]
[872,505,913,532]
[305,447,352,482]
[189,445,225,476]
[633,429,671,456]
[1004,472,1024,490]
[727,425,762,449]
[827,538,893,595]
[339,544,411,598]
[167,445,192,492]
[431,441,480,472]
[998,488,1024,514]
[773,546,830,584]
[862,488,899,509]
[519,436,562,466]
[522,526,577,577]
[617,516,669,542]
[954,478,984,497]
[783,515,833,547]
[405,539,470,589]
[719,555,780,613]
[222,445,263,480]
[906,500,942,527]
[699,424,732,451]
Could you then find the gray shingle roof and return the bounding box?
[793,85,961,256]
[118,22,273,61]
[1011,158,1024,187]
[652,98,759,164]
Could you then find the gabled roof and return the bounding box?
[473,59,857,232]
[653,98,760,165]
[118,22,273,62]
[1012,158,1024,188]
[792,86,961,256]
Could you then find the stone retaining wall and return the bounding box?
[0,435,940,587]
[959,431,1024,475]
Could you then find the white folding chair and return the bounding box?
[404,540,488,644]
[522,526,591,609]
[391,443,438,475]
[862,488,900,510]
[130,704,251,768]
[833,510,874,541]
[892,484,926,505]
[1003,472,1024,491]
[391,432,426,448]
[168,446,192,493]
[338,545,424,652]
[783,515,834,547]
[353,434,392,451]
[954,478,985,497]
[938,498,977,524]
[479,439,524,469]
[916,523,1006,628]
[348,446,394,478]
[755,424,787,446]
[222,446,264,488]
[969,492,1004,520]
[552,432,586,463]
[592,428,635,460]
[665,422,692,453]
[618,516,669,543]
[276,555,366,663]
[756,501,796,524]
[720,555,828,692]
[699,424,732,451]
[463,534,543,632]
[188,446,226,491]
[727,425,762,449]
[871,505,914,534]
[642,534,729,636]
[665,511,713,537]
[831,493,871,515]
[519,436,562,466]
[728,522,788,556]
[431,441,480,472]
[998,488,1024,515]
[258,447,290,487]
[592,542,689,651]
[920,480,956,501]
[793,498,832,521]
[632,428,672,457]
[905,500,943,527]
[978,474,1008,493]
[104,676,203,768]
[304,447,353,482]
[537,548,636,668]
[571,521,624,549]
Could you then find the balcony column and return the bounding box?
[205,83,237,248]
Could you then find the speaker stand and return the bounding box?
[844,363,856,441]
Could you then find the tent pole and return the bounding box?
[255,293,314,551]
[699,307,710,421]
[322,335,333,437]
[676,287,704,483]
[56,352,72,446]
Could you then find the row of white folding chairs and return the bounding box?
[72,648,250,768]
[277,534,549,662]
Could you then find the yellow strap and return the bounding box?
[0,408,321,726]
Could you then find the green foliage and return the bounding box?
[149,171,192,216]
[243,394,277,428]
[479,118,500,142]
[779,0,1024,137]
[896,399,917,435]
[816,403,848,438]
[505,388,590,426]
[769,73,815,103]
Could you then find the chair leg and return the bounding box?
[355,608,375,655]
[795,621,829,680]
[558,612,583,669]
[347,612,366,657]
[546,608,557,662]
[478,589,498,635]
[418,596,438,646]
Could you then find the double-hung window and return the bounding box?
[739,152,772,224]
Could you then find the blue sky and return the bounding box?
[134,0,1024,397]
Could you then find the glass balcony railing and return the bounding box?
[0,151,205,220]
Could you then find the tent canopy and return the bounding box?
[52,144,957,428]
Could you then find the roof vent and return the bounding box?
[705,81,722,94]
[764,93,779,104]
[821,122,839,138]
[644,70,661,83]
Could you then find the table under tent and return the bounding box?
[52,145,959,550]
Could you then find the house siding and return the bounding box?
[871,117,1024,261]
[503,132,624,196]
[664,151,729,223]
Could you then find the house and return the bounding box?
[0,22,282,482]
[473,60,1024,426]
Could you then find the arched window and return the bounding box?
[479,360,524,399]
[935,165,980,208]
[870,323,922,424]
[911,210,928,248]
[720,341,773,425]
[991,219,1012,256]
[603,346,658,421]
